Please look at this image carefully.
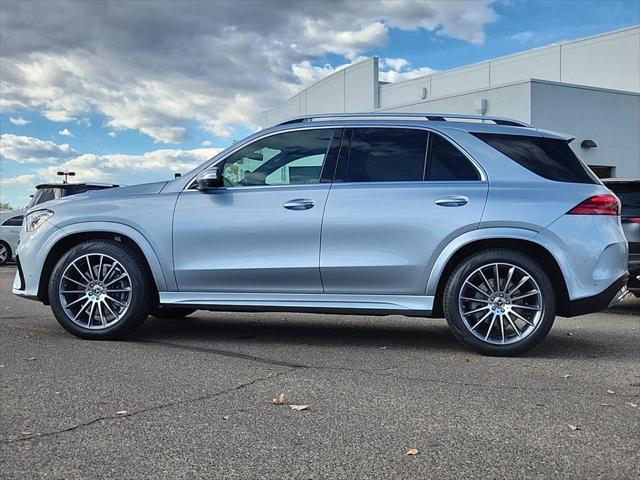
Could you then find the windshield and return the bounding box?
[27,187,65,208]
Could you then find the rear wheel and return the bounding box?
[444,249,556,356]
[48,240,152,339]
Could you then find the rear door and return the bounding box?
[320,127,488,295]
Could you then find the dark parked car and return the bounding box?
[27,182,121,208]
[604,178,640,295]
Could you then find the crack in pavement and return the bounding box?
[137,340,640,398]
[1,370,289,445]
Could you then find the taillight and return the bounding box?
[567,194,620,215]
[622,217,640,224]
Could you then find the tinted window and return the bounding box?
[473,133,597,184]
[428,134,480,181]
[222,129,333,187]
[606,183,640,217]
[2,215,23,227]
[344,128,427,182]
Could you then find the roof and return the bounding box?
[35,182,121,189]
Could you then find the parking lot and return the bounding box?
[0,263,638,479]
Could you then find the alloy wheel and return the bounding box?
[458,262,543,345]
[0,244,7,263]
[58,253,132,329]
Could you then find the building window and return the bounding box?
[588,165,615,179]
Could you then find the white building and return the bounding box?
[263,26,640,178]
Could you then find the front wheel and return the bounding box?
[444,249,556,356]
[0,241,10,265]
[49,240,153,339]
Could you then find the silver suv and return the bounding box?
[12,113,629,355]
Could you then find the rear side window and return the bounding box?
[428,134,480,181]
[473,133,597,184]
[2,215,23,227]
[343,128,427,182]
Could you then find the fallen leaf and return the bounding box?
[222,415,230,420]
[0,364,5,368]
[289,404,309,411]
[379,346,388,350]
[630,383,640,387]
[115,410,128,416]
[535,403,545,407]
[561,374,572,378]
[406,448,420,456]
[19,431,32,436]
[272,393,285,405]
[568,424,581,431]
[600,403,613,407]
[566,332,574,337]
[27,357,36,361]
[607,389,616,395]
[625,402,638,408]
[464,358,471,363]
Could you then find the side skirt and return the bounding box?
[159,292,434,317]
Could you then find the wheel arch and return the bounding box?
[37,225,167,305]
[428,233,571,318]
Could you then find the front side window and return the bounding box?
[343,128,428,183]
[2,215,23,227]
[221,129,334,187]
[428,134,480,181]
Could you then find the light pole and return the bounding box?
[57,171,76,183]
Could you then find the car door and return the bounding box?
[320,127,488,295]
[173,128,340,293]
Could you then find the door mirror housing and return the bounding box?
[196,167,223,189]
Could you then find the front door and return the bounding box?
[173,128,339,293]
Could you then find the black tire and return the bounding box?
[49,240,153,339]
[149,306,196,319]
[443,248,556,356]
[0,241,10,265]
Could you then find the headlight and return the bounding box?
[25,209,54,232]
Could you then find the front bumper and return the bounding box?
[563,274,629,317]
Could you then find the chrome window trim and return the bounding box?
[183,123,486,191]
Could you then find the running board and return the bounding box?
[159,292,434,316]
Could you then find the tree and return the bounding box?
[0,202,13,210]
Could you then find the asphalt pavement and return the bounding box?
[0,264,638,479]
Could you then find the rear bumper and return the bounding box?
[563,274,629,317]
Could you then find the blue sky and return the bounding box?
[1,0,639,208]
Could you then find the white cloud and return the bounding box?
[0,173,36,186]
[379,66,436,83]
[201,140,212,147]
[510,30,536,43]
[108,131,117,138]
[0,1,498,142]
[9,116,30,126]
[58,128,74,137]
[381,58,410,71]
[0,133,75,163]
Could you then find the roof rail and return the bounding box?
[276,112,531,128]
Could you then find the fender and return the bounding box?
[425,227,573,298]
[40,221,170,292]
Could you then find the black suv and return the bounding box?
[604,178,640,295]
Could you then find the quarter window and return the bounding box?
[221,129,334,187]
[428,134,480,181]
[343,128,427,183]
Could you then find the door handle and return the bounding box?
[283,198,315,210]
[434,195,469,207]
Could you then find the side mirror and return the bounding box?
[196,167,223,190]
